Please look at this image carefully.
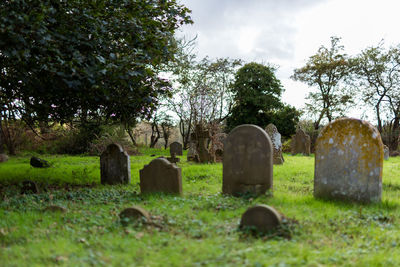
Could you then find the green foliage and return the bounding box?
[226,62,299,135]
[0,0,192,125]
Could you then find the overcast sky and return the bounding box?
[177,0,400,118]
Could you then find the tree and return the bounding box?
[291,37,353,130]
[0,0,192,150]
[352,44,400,150]
[226,62,298,136]
[168,39,241,148]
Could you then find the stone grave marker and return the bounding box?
[140,158,182,194]
[265,123,284,165]
[384,145,389,160]
[170,142,183,156]
[187,142,199,162]
[119,206,150,226]
[30,156,50,168]
[0,154,8,163]
[239,205,282,234]
[100,143,130,185]
[314,118,383,203]
[291,128,311,156]
[223,124,273,196]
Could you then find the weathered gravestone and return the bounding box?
[314,118,383,203]
[30,156,50,168]
[140,158,182,194]
[384,145,389,160]
[170,142,183,156]
[100,143,130,185]
[265,124,284,165]
[291,128,311,156]
[223,124,273,196]
[239,205,282,234]
[195,124,213,163]
[187,142,199,162]
[119,206,150,226]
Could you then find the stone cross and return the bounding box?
[265,123,284,165]
[170,142,183,156]
[140,158,182,194]
[291,128,311,156]
[100,143,131,185]
[223,124,273,196]
[314,118,383,203]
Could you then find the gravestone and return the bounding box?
[195,124,213,163]
[170,142,183,156]
[239,205,282,233]
[0,154,8,163]
[187,142,199,162]
[314,118,383,203]
[291,129,311,156]
[223,124,273,196]
[265,124,284,165]
[140,158,182,194]
[384,145,389,160]
[119,206,150,226]
[100,143,130,185]
[30,156,50,168]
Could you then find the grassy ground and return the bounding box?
[1,148,400,266]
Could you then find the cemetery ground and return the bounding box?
[1,150,400,266]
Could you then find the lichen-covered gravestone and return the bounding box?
[239,205,282,234]
[140,158,182,194]
[223,124,273,196]
[265,124,284,165]
[291,128,311,156]
[170,142,183,156]
[100,143,130,185]
[314,118,383,203]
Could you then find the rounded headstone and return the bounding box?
[314,118,383,203]
[170,142,183,156]
[240,205,282,233]
[100,143,130,185]
[223,124,273,196]
[119,206,150,225]
[291,128,311,156]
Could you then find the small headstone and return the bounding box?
[265,124,284,165]
[167,153,180,164]
[30,156,50,168]
[21,180,39,194]
[170,142,183,156]
[43,205,67,213]
[239,205,282,234]
[140,158,182,194]
[0,154,8,163]
[384,145,389,160]
[223,124,273,196]
[119,206,150,226]
[291,129,311,156]
[314,118,383,203]
[100,143,131,185]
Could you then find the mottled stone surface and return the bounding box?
[223,124,273,196]
[140,158,182,194]
[239,205,282,233]
[170,142,183,156]
[0,154,8,163]
[119,206,150,226]
[384,145,389,160]
[314,118,383,203]
[265,124,284,165]
[100,143,131,185]
[291,129,311,156]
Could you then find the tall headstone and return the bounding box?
[384,145,389,160]
[223,124,273,196]
[170,142,183,156]
[100,143,130,185]
[195,124,213,163]
[265,124,284,165]
[140,158,182,194]
[291,128,311,156]
[314,118,383,203]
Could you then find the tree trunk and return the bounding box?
[125,128,137,146]
[150,123,160,148]
[389,117,400,151]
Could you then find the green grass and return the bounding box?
[1,149,400,266]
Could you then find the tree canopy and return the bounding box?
[0,0,192,127]
[226,62,299,136]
